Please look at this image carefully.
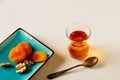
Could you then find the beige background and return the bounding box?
[0,0,120,80]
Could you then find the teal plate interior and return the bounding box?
[0,28,54,80]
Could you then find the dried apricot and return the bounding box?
[8,47,27,63]
[30,51,47,62]
[17,42,32,57]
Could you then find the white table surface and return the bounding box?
[0,0,120,80]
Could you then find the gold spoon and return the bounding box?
[47,56,98,79]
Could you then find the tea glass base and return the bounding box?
[68,43,90,60]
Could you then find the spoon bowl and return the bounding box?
[83,56,98,67]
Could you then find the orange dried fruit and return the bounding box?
[17,42,32,57]
[8,47,27,63]
[30,51,47,62]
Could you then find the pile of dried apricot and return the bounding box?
[8,42,47,63]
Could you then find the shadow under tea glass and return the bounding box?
[66,23,91,60]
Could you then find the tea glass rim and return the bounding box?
[66,23,91,42]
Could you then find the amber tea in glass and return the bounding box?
[66,23,91,60]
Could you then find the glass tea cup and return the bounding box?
[66,23,91,60]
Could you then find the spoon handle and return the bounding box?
[47,64,83,79]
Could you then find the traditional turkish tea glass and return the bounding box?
[66,23,91,60]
